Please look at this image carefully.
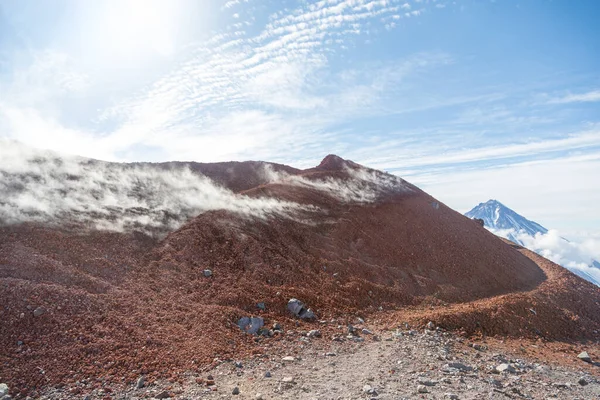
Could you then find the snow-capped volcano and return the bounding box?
[465,199,600,287]
[465,199,547,245]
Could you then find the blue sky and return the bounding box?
[0,0,599,240]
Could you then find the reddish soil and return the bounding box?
[1,155,599,398]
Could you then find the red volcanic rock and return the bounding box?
[1,155,599,396]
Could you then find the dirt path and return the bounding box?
[37,325,599,399]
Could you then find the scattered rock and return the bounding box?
[495,363,516,374]
[264,371,272,378]
[136,376,145,389]
[0,383,9,397]
[287,298,316,320]
[282,356,295,362]
[426,321,435,330]
[578,377,588,386]
[361,328,373,335]
[417,384,429,393]
[255,394,264,400]
[237,316,264,335]
[307,329,321,338]
[33,307,46,317]
[325,352,337,357]
[442,362,473,373]
[155,390,171,399]
[445,394,459,400]
[488,378,503,388]
[417,377,438,386]
[282,376,295,383]
[362,384,377,395]
[232,387,240,395]
[257,302,266,310]
[234,361,243,368]
[578,351,592,363]
[202,269,212,277]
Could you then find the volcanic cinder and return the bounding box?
[1,152,599,397]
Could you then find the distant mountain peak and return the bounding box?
[465,199,548,241]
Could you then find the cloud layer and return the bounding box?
[0,140,307,234]
[0,141,410,235]
[490,227,600,286]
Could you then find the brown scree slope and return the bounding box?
[1,155,599,397]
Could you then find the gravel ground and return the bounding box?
[33,325,600,400]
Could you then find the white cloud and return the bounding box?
[407,152,600,234]
[547,89,600,104]
[0,140,310,235]
[489,227,600,286]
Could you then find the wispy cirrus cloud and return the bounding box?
[546,89,600,104]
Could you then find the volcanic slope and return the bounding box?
[1,154,599,398]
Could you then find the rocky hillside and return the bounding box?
[1,150,599,398]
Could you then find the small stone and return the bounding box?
[33,307,46,317]
[238,316,264,335]
[426,321,435,330]
[19,313,24,319]
[307,329,321,338]
[0,383,9,397]
[155,391,171,399]
[488,378,503,388]
[273,322,282,331]
[255,394,264,400]
[578,377,588,386]
[362,384,377,394]
[203,269,212,277]
[232,387,240,395]
[417,385,429,393]
[443,362,472,372]
[16,340,23,346]
[282,356,295,362]
[495,363,516,374]
[287,298,316,320]
[282,376,295,383]
[445,394,459,400]
[325,352,337,357]
[136,376,145,389]
[357,317,365,324]
[578,351,592,363]
[257,302,266,310]
[264,371,272,378]
[361,328,373,335]
[234,361,243,368]
[417,377,438,386]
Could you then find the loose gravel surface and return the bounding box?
[34,326,600,399]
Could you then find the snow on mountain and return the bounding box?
[465,199,600,287]
[465,200,547,245]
